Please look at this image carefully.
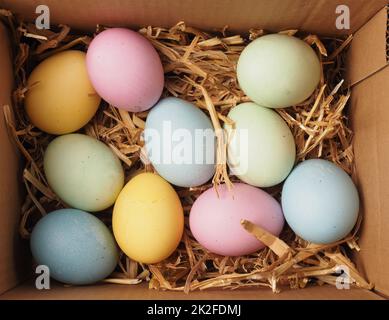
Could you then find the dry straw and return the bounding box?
[1,9,370,293]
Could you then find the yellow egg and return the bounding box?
[25,50,100,135]
[113,173,184,264]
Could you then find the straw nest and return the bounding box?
[1,9,370,293]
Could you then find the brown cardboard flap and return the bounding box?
[347,7,388,86]
[0,22,30,295]
[351,66,389,297]
[0,0,387,35]
[0,281,383,300]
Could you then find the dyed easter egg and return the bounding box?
[86,28,164,112]
[25,50,100,134]
[237,34,321,108]
[113,173,184,264]
[44,134,124,212]
[30,209,118,285]
[225,102,295,187]
[189,183,284,256]
[281,159,359,244]
[144,97,215,187]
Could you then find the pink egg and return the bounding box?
[189,183,284,256]
[86,28,164,112]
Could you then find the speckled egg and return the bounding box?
[44,134,124,212]
[30,208,118,285]
[281,159,359,244]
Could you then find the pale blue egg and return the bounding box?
[281,159,359,244]
[30,209,118,285]
[144,97,215,187]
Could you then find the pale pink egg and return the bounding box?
[189,183,284,256]
[86,28,164,112]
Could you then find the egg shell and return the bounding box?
[281,159,359,244]
[30,209,118,285]
[237,34,321,108]
[44,134,124,212]
[189,183,284,256]
[86,28,164,112]
[25,50,101,135]
[113,172,184,264]
[144,97,215,187]
[225,102,296,187]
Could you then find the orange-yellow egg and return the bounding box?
[113,173,184,264]
[25,50,100,135]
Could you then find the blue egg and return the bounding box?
[144,97,215,187]
[30,209,118,285]
[281,159,359,244]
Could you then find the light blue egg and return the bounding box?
[144,97,215,187]
[281,159,359,244]
[30,209,118,285]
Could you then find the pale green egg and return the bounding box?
[44,134,124,212]
[237,34,321,108]
[225,102,296,187]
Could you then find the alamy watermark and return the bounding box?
[34,264,353,290]
[335,5,350,30]
[335,265,353,290]
[34,4,351,32]
[35,5,50,30]
[142,124,250,175]
[143,123,216,166]
[35,265,50,290]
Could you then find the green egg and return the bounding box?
[225,102,296,187]
[44,134,124,212]
[237,34,321,108]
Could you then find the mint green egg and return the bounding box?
[44,134,124,212]
[237,34,321,108]
[225,102,296,187]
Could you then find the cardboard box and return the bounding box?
[0,0,388,300]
